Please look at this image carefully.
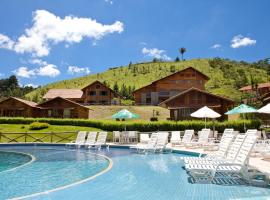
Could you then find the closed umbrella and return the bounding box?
[191,106,221,128]
[225,104,257,131]
[257,103,270,114]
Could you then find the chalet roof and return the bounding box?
[38,96,91,110]
[81,80,122,98]
[159,87,234,106]
[0,97,38,107]
[133,67,209,94]
[43,89,83,99]
[239,82,270,91]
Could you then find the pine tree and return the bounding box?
[113,82,119,93]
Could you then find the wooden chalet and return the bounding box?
[0,97,39,117]
[81,80,121,105]
[239,82,270,96]
[159,88,234,120]
[38,97,91,119]
[133,67,209,105]
[43,81,122,105]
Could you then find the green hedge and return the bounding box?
[0,117,261,133]
[29,122,50,130]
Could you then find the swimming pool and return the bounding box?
[0,145,269,200]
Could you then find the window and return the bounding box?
[100,91,108,96]
[48,110,52,117]
[88,101,96,104]
[96,84,100,89]
[89,91,96,96]
[63,109,71,118]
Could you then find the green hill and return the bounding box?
[25,58,270,103]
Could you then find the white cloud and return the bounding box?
[13,64,60,78]
[37,64,60,77]
[13,67,36,78]
[211,44,221,49]
[29,58,48,65]
[68,66,90,75]
[142,47,171,60]
[105,0,114,5]
[0,73,4,77]
[0,34,14,50]
[25,83,39,88]
[231,35,256,48]
[1,10,124,57]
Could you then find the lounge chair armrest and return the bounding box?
[191,139,198,142]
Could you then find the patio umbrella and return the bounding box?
[190,106,221,128]
[225,104,257,131]
[257,103,270,114]
[112,109,140,130]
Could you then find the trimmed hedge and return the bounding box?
[0,117,261,133]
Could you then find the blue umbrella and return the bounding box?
[225,104,257,131]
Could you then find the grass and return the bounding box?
[0,124,104,143]
[88,105,169,120]
[25,58,270,103]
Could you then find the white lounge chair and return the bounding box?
[89,132,108,150]
[136,132,158,153]
[84,132,97,147]
[182,129,235,164]
[147,132,169,153]
[185,134,257,182]
[170,131,181,146]
[66,131,87,148]
[113,131,121,143]
[140,133,150,144]
[180,130,194,146]
[186,129,211,148]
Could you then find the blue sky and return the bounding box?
[0,0,269,87]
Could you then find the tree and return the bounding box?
[179,47,186,61]
[175,57,180,62]
[113,82,119,93]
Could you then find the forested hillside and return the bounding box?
[25,58,270,103]
[0,76,35,101]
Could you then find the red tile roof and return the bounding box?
[0,97,38,107]
[239,82,270,91]
[43,89,83,99]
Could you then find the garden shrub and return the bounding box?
[0,117,261,133]
[29,122,50,130]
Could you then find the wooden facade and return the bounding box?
[43,80,122,105]
[81,80,121,105]
[38,97,91,119]
[0,97,39,118]
[160,88,234,120]
[133,67,209,105]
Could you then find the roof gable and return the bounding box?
[0,97,37,107]
[133,67,209,94]
[38,96,91,110]
[159,87,234,105]
[240,82,270,91]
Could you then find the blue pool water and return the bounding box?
[0,145,269,200]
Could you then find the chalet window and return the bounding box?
[63,109,71,118]
[48,110,52,117]
[96,84,100,89]
[100,91,108,96]
[89,91,96,96]
[158,91,170,96]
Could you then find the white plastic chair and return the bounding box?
[170,131,181,146]
[66,131,87,148]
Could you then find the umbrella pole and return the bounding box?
[205,117,206,128]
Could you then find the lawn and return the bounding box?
[87,105,170,120]
[0,124,105,143]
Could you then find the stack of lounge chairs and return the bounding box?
[66,131,108,150]
[182,129,258,182]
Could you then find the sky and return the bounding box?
[0,0,269,87]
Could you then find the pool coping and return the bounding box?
[8,149,113,200]
[0,150,36,174]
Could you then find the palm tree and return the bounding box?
[179,47,186,61]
